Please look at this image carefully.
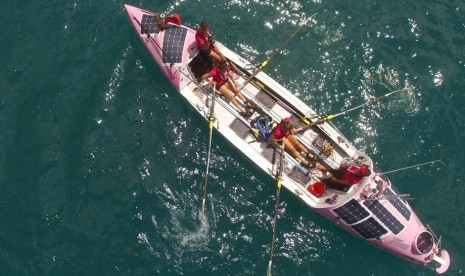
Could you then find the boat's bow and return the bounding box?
[124,4,196,91]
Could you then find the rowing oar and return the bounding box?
[266,140,285,276]
[296,89,406,133]
[240,13,317,91]
[200,86,217,218]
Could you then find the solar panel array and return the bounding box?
[363,200,404,234]
[140,14,160,35]
[162,26,187,64]
[351,217,388,239]
[384,188,411,221]
[333,199,369,224]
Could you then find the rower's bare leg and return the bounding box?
[284,138,307,164]
[226,82,253,110]
[288,135,316,159]
[210,51,222,63]
[225,82,248,105]
[218,85,245,113]
[212,47,226,61]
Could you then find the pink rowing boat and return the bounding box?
[124,4,450,273]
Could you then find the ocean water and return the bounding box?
[0,0,464,275]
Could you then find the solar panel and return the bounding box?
[140,14,160,35]
[351,217,388,239]
[162,26,187,64]
[363,200,404,234]
[333,199,370,224]
[384,188,411,221]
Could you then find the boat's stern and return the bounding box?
[407,227,450,274]
[322,168,451,273]
[358,173,451,273]
[432,249,450,274]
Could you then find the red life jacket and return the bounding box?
[341,166,365,184]
[195,31,212,49]
[165,13,181,25]
[208,65,230,86]
[271,122,292,140]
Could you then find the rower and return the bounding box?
[268,117,317,169]
[316,163,371,188]
[195,21,225,64]
[201,61,254,118]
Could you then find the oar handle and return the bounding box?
[260,60,269,69]
[296,114,335,133]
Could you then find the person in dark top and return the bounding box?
[195,21,225,63]
[317,163,371,186]
[269,117,317,168]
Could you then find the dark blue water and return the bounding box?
[1,0,464,275]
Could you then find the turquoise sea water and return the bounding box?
[1,0,464,275]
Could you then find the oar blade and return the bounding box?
[266,260,273,276]
[201,198,206,218]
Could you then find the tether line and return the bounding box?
[383,159,442,175]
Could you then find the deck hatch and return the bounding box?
[162,26,187,64]
[384,188,411,221]
[287,166,311,186]
[229,118,251,139]
[255,91,277,109]
[289,115,307,128]
[351,217,388,239]
[363,200,404,234]
[312,135,332,155]
[261,146,279,164]
[333,199,369,224]
[140,14,160,35]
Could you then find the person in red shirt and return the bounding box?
[201,61,253,117]
[269,117,317,168]
[316,163,371,186]
[195,21,225,63]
